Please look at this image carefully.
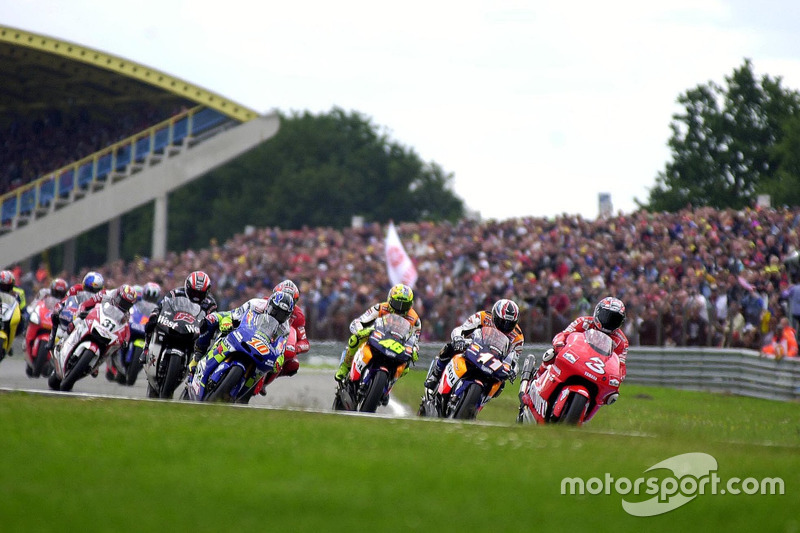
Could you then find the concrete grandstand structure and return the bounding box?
[0,25,279,271]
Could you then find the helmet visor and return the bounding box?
[596,308,624,331]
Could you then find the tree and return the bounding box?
[643,59,800,212]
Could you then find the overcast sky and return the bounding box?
[7,1,800,220]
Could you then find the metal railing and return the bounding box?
[0,106,231,229]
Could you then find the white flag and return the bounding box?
[385,222,418,288]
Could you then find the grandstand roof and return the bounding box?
[0,25,260,126]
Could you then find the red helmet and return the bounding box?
[113,285,137,313]
[594,296,626,332]
[273,279,300,302]
[185,271,211,303]
[0,270,15,293]
[50,278,68,300]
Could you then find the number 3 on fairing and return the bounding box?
[585,356,606,374]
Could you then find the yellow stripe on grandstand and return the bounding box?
[0,25,260,123]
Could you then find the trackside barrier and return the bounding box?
[307,341,800,403]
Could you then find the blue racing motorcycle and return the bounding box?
[181,309,287,403]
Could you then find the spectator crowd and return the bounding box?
[10,204,800,359]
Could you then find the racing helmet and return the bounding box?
[267,291,294,323]
[387,284,414,314]
[273,279,300,303]
[492,299,520,334]
[142,282,162,303]
[0,270,15,293]
[82,271,105,293]
[594,296,626,333]
[112,285,138,313]
[185,271,211,303]
[50,278,68,300]
[132,285,144,302]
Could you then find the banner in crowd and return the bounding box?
[385,221,417,288]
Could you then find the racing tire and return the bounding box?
[60,349,94,392]
[560,393,589,425]
[48,373,61,391]
[125,347,144,386]
[32,341,50,378]
[159,354,185,399]
[146,382,159,398]
[359,369,389,413]
[206,365,245,403]
[452,383,483,420]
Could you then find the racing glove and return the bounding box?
[452,337,467,353]
[219,315,234,334]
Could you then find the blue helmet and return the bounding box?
[267,291,294,323]
[82,271,105,293]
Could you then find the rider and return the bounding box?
[32,277,69,304]
[253,279,310,395]
[141,271,216,363]
[334,283,421,382]
[188,290,295,377]
[519,296,629,395]
[46,271,105,352]
[0,270,24,361]
[423,298,524,390]
[76,284,139,318]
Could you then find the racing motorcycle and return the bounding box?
[143,296,203,399]
[107,299,155,386]
[181,308,286,403]
[0,290,22,362]
[517,329,621,426]
[332,313,416,413]
[24,295,59,378]
[48,300,130,392]
[418,326,514,420]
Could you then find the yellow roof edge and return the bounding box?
[0,24,261,123]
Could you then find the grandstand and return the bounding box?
[0,25,279,271]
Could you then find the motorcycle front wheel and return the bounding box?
[451,383,483,420]
[32,341,50,378]
[125,347,144,386]
[159,354,184,399]
[60,348,94,392]
[205,365,244,403]
[359,369,389,413]
[560,394,589,425]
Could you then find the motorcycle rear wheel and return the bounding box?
[451,383,483,420]
[206,365,245,403]
[359,369,389,413]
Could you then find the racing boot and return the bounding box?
[424,360,444,390]
[334,348,352,382]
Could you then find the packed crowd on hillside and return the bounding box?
[10,204,800,358]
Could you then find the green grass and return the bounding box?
[2,371,798,532]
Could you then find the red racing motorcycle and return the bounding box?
[517,329,621,425]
